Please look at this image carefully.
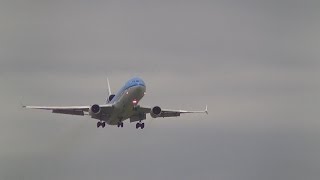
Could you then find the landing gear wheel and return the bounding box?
[97,121,101,128]
[136,122,144,129]
[117,122,124,128]
[102,122,106,128]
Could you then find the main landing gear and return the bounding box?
[136,122,145,129]
[97,121,106,128]
[117,122,124,128]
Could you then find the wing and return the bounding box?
[138,105,208,118]
[23,104,112,116]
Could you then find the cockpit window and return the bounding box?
[126,78,145,87]
[131,80,140,83]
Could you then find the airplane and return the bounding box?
[23,77,208,129]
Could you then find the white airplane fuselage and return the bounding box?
[104,77,146,125]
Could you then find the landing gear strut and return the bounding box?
[117,122,124,128]
[136,122,145,129]
[97,121,106,128]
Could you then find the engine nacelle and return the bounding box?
[106,94,115,103]
[150,106,162,118]
[90,104,101,115]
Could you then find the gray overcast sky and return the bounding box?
[1,0,320,180]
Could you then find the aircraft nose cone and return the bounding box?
[138,85,146,93]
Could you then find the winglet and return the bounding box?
[205,105,208,114]
[19,98,26,109]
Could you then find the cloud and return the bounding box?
[0,0,320,180]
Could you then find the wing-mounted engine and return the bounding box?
[106,94,115,103]
[89,104,101,119]
[150,106,162,118]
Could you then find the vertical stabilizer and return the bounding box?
[107,78,112,96]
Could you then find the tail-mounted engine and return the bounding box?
[150,106,162,118]
[106,94,115,103]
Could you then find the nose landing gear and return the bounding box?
[136,122,145,129]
